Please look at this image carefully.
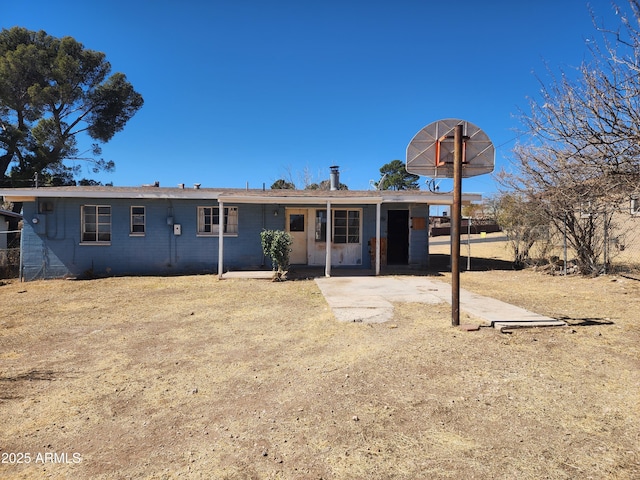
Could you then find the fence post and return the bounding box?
[603,208,608,274]
[563,212,568,276]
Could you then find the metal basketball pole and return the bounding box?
[451,124,463,327]
[405,117,495,327]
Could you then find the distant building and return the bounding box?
[0,208,22,250]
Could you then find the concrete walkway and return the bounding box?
[314,276,566,330]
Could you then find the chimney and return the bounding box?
[194,183,201,189]
[329,165,340,191]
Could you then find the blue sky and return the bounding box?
[4,0,623,194]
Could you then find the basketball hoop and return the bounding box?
[405,119,495,328]
[406,119,494,179]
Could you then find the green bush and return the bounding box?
[260,230,292,281]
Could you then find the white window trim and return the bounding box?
[197,206,238,237]
[130,205,146,236]
[333,208,362,244]
[80,204,112,245]
[315,208,362,244]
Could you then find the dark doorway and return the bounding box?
[387,210,409,264]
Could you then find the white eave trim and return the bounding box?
[224,194,481,205]
[0,189,223,201]
[0,188,482,205]
[219,195,384,205]
[383,193,482,205]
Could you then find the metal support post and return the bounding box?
[467,217,471,271]
[451,124,463,327]
[218,201,224,279]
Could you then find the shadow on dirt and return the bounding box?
[286,255,518,280]
[558,317,616,327]
[1,369,59,382]
[427,254,517,272]
[0,369,59,401]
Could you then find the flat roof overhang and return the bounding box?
[0,189,223,202]
[0,187,482,205]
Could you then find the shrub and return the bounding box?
[260,230,292,281]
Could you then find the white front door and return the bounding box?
[286,208,308,264]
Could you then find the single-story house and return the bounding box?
[0,184,481,281]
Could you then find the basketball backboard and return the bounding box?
[406,119,495,178]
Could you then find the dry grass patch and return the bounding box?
[0,273,638,479]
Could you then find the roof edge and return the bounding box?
[0,186,483,204]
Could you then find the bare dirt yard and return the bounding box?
[1,242,639,479]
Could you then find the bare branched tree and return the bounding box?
[500,1,640,274]
[487,193,549,268]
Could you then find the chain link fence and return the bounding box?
[0,248,20,278]
[545,207,640,277]
[0,230,21,279]
[461,205,640,277]
[607,208,640,277]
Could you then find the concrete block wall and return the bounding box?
[21,198,286,280]
[19,197,431,280]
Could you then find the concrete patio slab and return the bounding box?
[314,275,567,329]
[221,270,566,329]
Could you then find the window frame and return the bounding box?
[288,213,305,232]
[80,204,112,245]
[315,209,327,241]
[197,206,239,236]
[130,206,146,236]
[314,208,361,244]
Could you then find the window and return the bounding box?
[130,206,145,235]
[197,206,238,235]
[289,214,305,232]
[315,209,360,243]
[81,205,111,243]
[315,210,327,241]
[334,210,360,243]
[334,210,348,243]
